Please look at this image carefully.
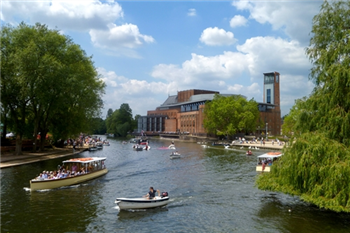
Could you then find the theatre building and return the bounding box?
[138,72,281,137]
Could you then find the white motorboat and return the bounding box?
[256,152,282,172]
[115,195,170,210]
[169,152,181,159]
[30,157,108,191]
[96,142,103,149]
[88,146,98,151]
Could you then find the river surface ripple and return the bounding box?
[1,138,349,232]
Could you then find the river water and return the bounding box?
[1,138,349,232]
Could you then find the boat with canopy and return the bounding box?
[30,157,108,191]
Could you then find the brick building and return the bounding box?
[138,72,281,136]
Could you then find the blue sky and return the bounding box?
[1,0,323,118]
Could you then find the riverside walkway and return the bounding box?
[0,148,86,169]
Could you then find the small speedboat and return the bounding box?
[115,193,170,210]
[170,152,181,159]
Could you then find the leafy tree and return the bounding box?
[256,0,350,213]
[203,94,260,138]
[91,117,107,135]
[1,23,105,154]
[281,97,309,138]
[106,103,134,137]
[106,108,113,119]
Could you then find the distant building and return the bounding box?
[138,72,281,136]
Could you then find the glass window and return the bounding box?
[267,89,271,103]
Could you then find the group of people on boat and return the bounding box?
[34,165,87,181]
[33,160,105,181]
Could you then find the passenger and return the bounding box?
[72,163,77,173]
[144,186,160,199]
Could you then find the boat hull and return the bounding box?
[30,169,108,191]
[115,196,170,210]
[256,165,271,172]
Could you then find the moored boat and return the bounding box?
[115,194,170,210]
[256,152,282,172]
[30,157,108,191]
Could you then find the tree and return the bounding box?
[256,0,350,213]
[106,108,113,119]
[1,23,105,154]
[106,103,134,137]
[203,94,260,138]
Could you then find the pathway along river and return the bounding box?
[1,138,349,232]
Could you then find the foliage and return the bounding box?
[282,97,309,138]
[1,22,105,153]
[203,94,260,137]
[91,118,107,135]
[256,132,350,212]
[257,0,350,213]
[106,103,134,137]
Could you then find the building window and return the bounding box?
[267,89,271,103]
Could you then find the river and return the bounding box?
[1,138,349,232]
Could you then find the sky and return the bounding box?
[1,0,324,118]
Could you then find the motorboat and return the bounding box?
[170,151,181,159]
[115,193,170,210]
[30,157,108,191]
[256,152,282,172]
[88,146,98,151]
[103,140,110,146]
[168,144,176,150]
[132,145,143,151]
[96,142,103,149]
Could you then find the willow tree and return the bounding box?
[256,0,350,213]
[203,94,260,138]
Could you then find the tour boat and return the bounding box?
[30,157,108,191]
[256,152,282,172]
[115,193,170,210]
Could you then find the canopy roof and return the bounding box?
[257,153,283,159]
[63,157,106,164]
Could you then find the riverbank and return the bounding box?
[0,148,86,169]
[159,137,285,150]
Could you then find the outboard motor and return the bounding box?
[161,192,168,197]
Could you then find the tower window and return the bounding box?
[267,89,271,103]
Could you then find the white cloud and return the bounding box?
[1,0,123,31]
[90,23,155,56]
[152,52,249,85]
[200,27,237,46]
[230,15,248,28]
[188,8,196,16]
[232,0,321,45]
[152,35,313,115]
[237,36,311,79]
[98,67,170,116]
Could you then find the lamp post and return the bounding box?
[266,123,268,141]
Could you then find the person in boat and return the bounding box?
[144,187,160,199]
